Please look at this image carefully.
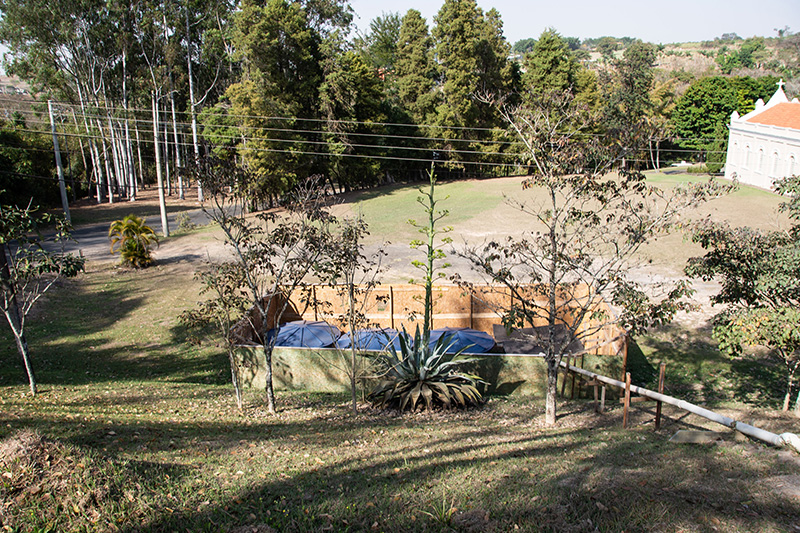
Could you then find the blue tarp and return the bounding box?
[270,320,341,348]
[336,328,408,351]
[428,327,496,354]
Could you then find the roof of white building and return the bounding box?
[737,80,800,130]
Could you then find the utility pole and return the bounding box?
[48,101,71,224]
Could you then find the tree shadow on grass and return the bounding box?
[4,388,797,532]
[633,324,785,409]
[106,409,797,532]
[0,271,227,389]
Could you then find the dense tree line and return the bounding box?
[0,0,796,209]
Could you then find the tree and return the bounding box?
[395,9,437,124]
[193,158,338,414]
[226,0,327,200]
[521,29,597,110]
[319,45,386,192]
[602,40,657,163]
[431,0,516,169]
[356,11,402,71]
[181,262,249,409]
[522,29,576,99]
[672,76,738,151]
[324,214,385,414]
[0,119,61,208]
[686,176,800,413]
[0,200,84,395]
[457,91,731,425]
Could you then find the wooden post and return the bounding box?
[469,291,474,329]
[560,357,569,397]
[655,362,666,431]
[623,372,632,429]
[312,285,318,321]
[389,287,394,329]
[620,336,629,382]
[48,101,71,224]
[570,356,578,399]
[600,385,606,414]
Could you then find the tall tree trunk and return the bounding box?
[0,245,36,395]
[134,118,144,190]
[163,111,172,197]
[170,89,184,199]
[186,2,203,202]
[545,357,557,426]
[75,81,103,202]
[96,120,114,204]
[122,51,136,201]
[152,92,170,237]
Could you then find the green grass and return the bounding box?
[349,177,524,244]
[2,260,799,532]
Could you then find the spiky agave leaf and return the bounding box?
[367,325,487,411]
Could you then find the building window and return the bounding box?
[771,151,779,177]
[758,148,764,173]
[790,155,797,176]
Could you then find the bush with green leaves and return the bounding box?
[108,214,159,268]
[368,326,485,411]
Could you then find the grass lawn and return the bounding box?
[2,172,800,532]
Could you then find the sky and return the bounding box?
[348,0,800,45]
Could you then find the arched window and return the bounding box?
[789,155,797,177]
[758,148,765,173]
[771,151,779,177]
[745,145,752,169]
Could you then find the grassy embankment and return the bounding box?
[1,172,798,532]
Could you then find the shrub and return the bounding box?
[367,326,485,411]
[108,214,159,268]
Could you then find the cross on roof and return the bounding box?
[778,79,786,90]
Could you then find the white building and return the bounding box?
[724,81,800,190]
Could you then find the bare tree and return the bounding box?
[193,158,338,413]
[457,91,733,426]
[0,202,84,395]
[323,214,386,414]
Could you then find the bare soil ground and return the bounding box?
[74,176,742,330]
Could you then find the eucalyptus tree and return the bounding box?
[0,0,118,202]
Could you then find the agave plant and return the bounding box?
[109,214,159,268]
[367,326,486,411]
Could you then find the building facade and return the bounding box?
[724,81,800,190]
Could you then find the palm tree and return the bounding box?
[109,214,159,268]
